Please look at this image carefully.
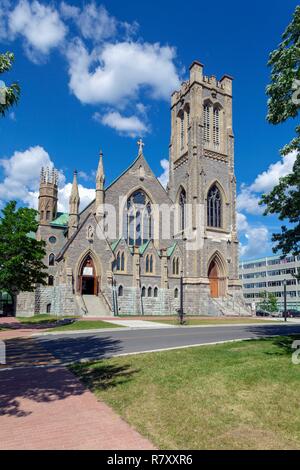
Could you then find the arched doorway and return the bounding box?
[208,255,227,298]
[79,255,98,295]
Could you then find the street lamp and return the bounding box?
[178,269,185,325]
[283,279,287,322]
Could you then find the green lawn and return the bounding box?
[50,320,123,331]
[17,314,79,325]
[151,317,280,326]
[71,335,300,450]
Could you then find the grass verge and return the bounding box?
[50,320,124,331]
[71,335,300,450]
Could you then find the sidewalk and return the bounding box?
[0,364,155,450]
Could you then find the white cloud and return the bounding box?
[56,183,94,212]
[0,145,94,212]
[237,151,296,216]
[158,159,169,188]
[8,0,67,61]
[237,212,270,258]
[66,39,180,106]
[250,151,297,193]
[95,111,148,137]
[236,185,264,215]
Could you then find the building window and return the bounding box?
[46,210,51,220]
[154,287,158,298]
[40,211,44,220]
[46,303,51,313]
[213,107,220,147]
[180,114,184,149]
[118,285,123,297]
[49,236,56,244]
[49,253,55,266]
[148,286,152,297]
[48,275,54,286]
[207,185,222,228]
[141,286,146,297]
[179,188,186,231]
[126,190,152,246]
[203,104,210,142]
[174,288,179,298]
[172,257,180,276]
[146,254,154,273]
[116,251,125,272]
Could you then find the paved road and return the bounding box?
[32,323,300,366]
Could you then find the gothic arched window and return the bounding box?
[48,275,54,286]
[146,254,154,274]
[126,190,152,246]
[154,287,158,298]
[118,285,123,297]
[172,257,180,276]
[148,286,152,297]
[179,188,186,231]
[49,253,55,266]
[207,185,222,228]
[116,251,125,272]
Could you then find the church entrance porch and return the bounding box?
[208,255,227,298]
[78,255,99,296]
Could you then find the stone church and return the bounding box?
[16,60,248,317]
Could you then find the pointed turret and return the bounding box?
[68,170,80,237]
[95,149,105,217]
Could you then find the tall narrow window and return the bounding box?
[126,190,152,246]
[179,188,186,231]
[213,107,220,147]
[207,185,222,228]
[49,253,55,266]
[146,254,154,273]
[121,252,125,271]
[180,113,184,149]
[116,251,125,272]
[203,104,210,143]
[172,257,180,275]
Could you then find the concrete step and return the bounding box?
[82,295,111,317]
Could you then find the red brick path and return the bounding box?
[0,365,155,450]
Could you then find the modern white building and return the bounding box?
[239,255,300,312]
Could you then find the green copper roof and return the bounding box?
[110,239,121,253]
[166,242,177,257]
[139,240,151,254]
[51,212,69,227]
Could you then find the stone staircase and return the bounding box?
[209,297,251,317]
[81,294,112,317]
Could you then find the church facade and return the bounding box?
[16,61,249,317]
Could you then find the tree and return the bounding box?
[0,201,47,295]
[258,291,278,312]
[260,6,300,257]
[0,52,20,117]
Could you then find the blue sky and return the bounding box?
[0,0,299,259]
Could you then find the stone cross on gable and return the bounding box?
[137,138,144,155]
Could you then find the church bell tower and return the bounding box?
[38,167,58,225]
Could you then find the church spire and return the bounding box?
[68,170,80,237]
[95,149,105,216]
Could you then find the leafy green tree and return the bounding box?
[0,52,20,117]
[0,201,47,295]
[258,291,278,312]
[260,6,300,257]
